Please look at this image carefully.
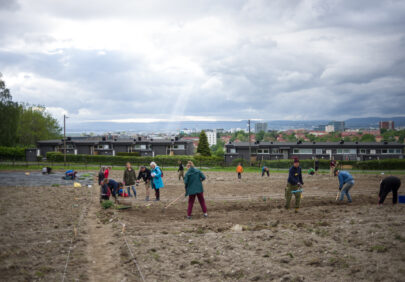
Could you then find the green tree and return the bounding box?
[360,134,376,142]
[0,73,20,146]
[197,130,211,156]
[255,130,265,141]
[210,139,225,157]
[16,105,62,146]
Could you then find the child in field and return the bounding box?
[65,169,77,180]
[308,168,315,175]
[178,161,185,180]
[104,166,110,179]
[236,163,244,179]
[184,161,207,219]
[285,158,304,213]
[378,176,401,205]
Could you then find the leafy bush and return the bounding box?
[101,200,114,209]
[116,152,140,157]
[0,146,26,160]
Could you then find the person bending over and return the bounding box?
[379,176,401,205]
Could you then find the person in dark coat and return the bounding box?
[98,167,105,185]
[137,166,152,201]
[184,161,207,219]
[379,176,401,205]
[103,179,122,200]
[314,158,319,174]
[285,158,304,212]
[100,178,111,201]
[178,161,185,180]
[123,162,137,198]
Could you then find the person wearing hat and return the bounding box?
[334,168,354,203]
[285,157,304,212]
[378,176,401,205]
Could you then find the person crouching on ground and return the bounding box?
[123,162,137,198]
[104,178,123,201]
[334,168,355,203]
[262,166,270,177]
[178,160,185,180]
[236,163,244,179]
[150,162,164,201]
[137,166,152,201]
[184,161,208,219]
[378,176,401,205]
[100,178,111,202]
[285,157,304,213]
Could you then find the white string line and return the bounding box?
[61,186,93,282]
[116,218,146,282]
[0,239,73,247]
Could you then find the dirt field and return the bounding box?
[1,170,405,281]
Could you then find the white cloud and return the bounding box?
[0,0,404,124]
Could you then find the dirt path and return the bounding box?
[84,187,126,282]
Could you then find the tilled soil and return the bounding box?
[1,170,404,281]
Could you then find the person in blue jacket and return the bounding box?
[285,158,304,212]
[262,166,270,177]
[150,162,164,201]
[334,168,355,203]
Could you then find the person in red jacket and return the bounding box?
[104,166,110,178]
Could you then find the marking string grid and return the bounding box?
[117,219,146,282]
[61,186,94,282]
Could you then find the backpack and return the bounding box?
[160,167,164,177]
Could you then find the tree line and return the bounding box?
[0,73,62,147]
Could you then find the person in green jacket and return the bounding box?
[184,161,208,219]
[123,162,137,198]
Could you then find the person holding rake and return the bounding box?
[184,161,208,219]
[285,157,304,213]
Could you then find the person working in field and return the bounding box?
[102,178,123,201]
[285,157,304,213]
[308,167,315,175]
[150,162,164,201]
[314,158,319,175]
[329,159,335,176]
[137,166,152,201]
[334,168,355,203]
[104,166,111,179]
[236,163,244,179]
[64,169,77,180]
[178,161,185,180]
[262,166,270,177]
[100,178,111,201]
[378,176,401,205]
[184,161,208,219]
[98,167,105,185]
[123,162,137,198]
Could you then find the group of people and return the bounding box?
[236,158,402,213]
[97,161,209,219]
[96,158,401,219]
[98,162,164,202]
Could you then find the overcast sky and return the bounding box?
[1,0,405,124]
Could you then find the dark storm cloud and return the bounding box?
[0,0,405,122]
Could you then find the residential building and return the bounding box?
[224,141,404,165]
[379,121,395,130]
[325,125,335,133]
[36,137,194,158]
[205,130,217,146]
[254,122,268,133]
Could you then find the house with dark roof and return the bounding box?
[35,136,194,158]
[225,141,404,165]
